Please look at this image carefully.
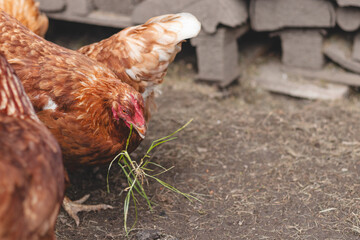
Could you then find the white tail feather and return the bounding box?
[147,12,201,43]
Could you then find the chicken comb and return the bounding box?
[0,54,39,120]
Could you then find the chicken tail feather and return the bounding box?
[145,12,201,44]
[78,13,201,95]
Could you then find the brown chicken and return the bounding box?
[0,9,200,224]
[0,10,146,168]
[0,9,145,225]
[0,54,64,240]
[0,0,48,37]
[78,13,201,120]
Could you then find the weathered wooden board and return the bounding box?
[253,61,349,100]
[353,32,360,62]
[337,0,360,7]
[284,65,360,87]
[191,25,249,86]
[93,0,142,15]
[324,35,360,74]
[250,0,335,31]
[275,29,325,70]
[38,0,65,12]
[336,7,360,32]
[132,0,248,34]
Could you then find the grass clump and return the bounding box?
[107,119,199,235]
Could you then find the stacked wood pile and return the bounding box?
[250,0,360,100]
[38,0,360,99]
[38,0,143,28]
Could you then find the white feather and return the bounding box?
[43,98,57,110]
[169,13,201,42]
[125,68,137,80]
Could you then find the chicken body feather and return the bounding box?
[0,0,48,37]
[0,54,64,240]
[0,10,145,168]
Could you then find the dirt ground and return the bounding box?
[47,20,360,239]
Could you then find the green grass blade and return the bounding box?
[118,164,147,201]
[151,119,193,144]
[125,124,133,151]
[147,137,178,154]
[129,190,138,235]
[107,152,125,193]
[149,165,175,177]
[146,174,201,202]
[145,161,169,171]
[107,118,194,234]
[141,167,154,172]
[134,178,152,209]
[146,119,193,154]
[123,190,131,234]
[119,154,153,208]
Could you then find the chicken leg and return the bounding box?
[62,195,113,226]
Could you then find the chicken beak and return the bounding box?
[134,124,146,139]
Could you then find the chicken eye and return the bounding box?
[122,109,127,114]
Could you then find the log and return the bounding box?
[67,0,92,16]
[253,60,349,100]
[336,7,360,32]
[336,0,360,7]
[283,65,360,87]
[93,0,141,15]
[191,25,249,86]
[38,0,65,12]
[323,35,360,74]
[275,29,325,70]
[250,0,335,31]
[353,32,360,62]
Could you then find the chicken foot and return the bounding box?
[62,194,113,226]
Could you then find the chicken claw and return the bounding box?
[62,195,113,226]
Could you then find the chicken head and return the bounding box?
[111,92,146,139]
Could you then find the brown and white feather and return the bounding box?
[0,0,48,37]
[78,13,201,101]
[0,53,38,121]
[0,54,64,240]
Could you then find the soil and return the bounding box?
[47,20,360,239]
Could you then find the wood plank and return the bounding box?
[250,0,335,31]
[337,0,360,7]
[276,29,324,70]
[191,25,249,86]
[283,65,360,87]
[253,60,349,100]
[353,32,360,61]
[47,11,132,28]
[323,35,360,74]
[336,7,360,32]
